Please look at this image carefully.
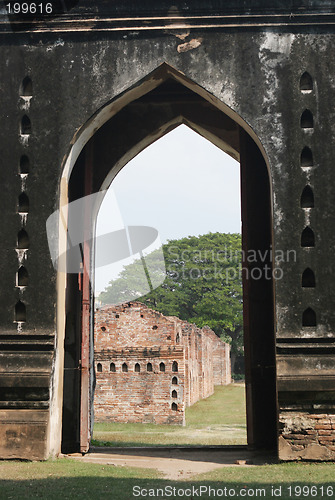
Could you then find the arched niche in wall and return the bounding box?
[300,72,313,93]
[18,193,29,213]
[300,186,314,208]
[21,115,32,135]
[17,229,29,249]
[300,110,314,129]
[19,155,30,174]
[20,76,33,97]
[300,147,314,168]
[15,300,26,322]
[302,307,316,327]
[301,227,315,248]
[17,266,29,287]
[302,268,316,288]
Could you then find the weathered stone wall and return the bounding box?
[279,412,335,460]
[0,0,335,459]
[94,302,230,424]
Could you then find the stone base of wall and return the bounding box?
[0,410,48,460]
[279,412,335,460]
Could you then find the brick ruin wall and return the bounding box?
[94,302,231,425]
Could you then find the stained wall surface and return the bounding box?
[0,1,335,459]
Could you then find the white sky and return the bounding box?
[95,124,241,294]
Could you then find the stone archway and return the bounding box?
[54,64,277,455]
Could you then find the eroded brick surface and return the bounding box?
[279,412,335,460]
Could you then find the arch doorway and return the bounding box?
[57,64,277,455]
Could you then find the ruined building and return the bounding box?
[1,1,335,460]
[94,302,231,425]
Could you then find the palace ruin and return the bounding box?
[94,302,231,425]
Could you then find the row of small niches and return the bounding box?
[15,77,33,325]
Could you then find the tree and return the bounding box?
[98,232,243,372]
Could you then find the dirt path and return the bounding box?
[66,447,275,480]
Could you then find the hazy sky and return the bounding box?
[95,124,241,293]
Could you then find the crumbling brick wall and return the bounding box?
[279,412,335,460]
[94,302,231,424]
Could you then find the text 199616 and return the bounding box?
[6,3,53,14]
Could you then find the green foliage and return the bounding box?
[99,232,243,360]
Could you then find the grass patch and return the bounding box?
[93,383,247,447]
[1,459,335,500]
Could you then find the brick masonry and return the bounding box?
[279,412,335,460]
[94,302,231,425]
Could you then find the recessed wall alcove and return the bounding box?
[20,76,33,97]
[300,72,313,93]
[300,110,314,129]
[302,268,316,288]
[300,186,314,208]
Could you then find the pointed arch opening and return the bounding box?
[20,76,33,97]
[302,268,316,288]
[301,227,315,247]
[302,307,316,327]
[122,363,128,373]
[300,186,314,208]
[15,300,26,322]
[19,155,30,174]
[17,229,29,249]
[300,110,314,129]
[17,266,29,287]
[21,115,32,135]
[300,72,313,93]
[18,192,29,213]
[300,147,314,168]
[159,362,165,373]
[57,63,276,456]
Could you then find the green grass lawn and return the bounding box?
[1,385,334,499]
[1,459,334,500]
[92,383,247,447]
